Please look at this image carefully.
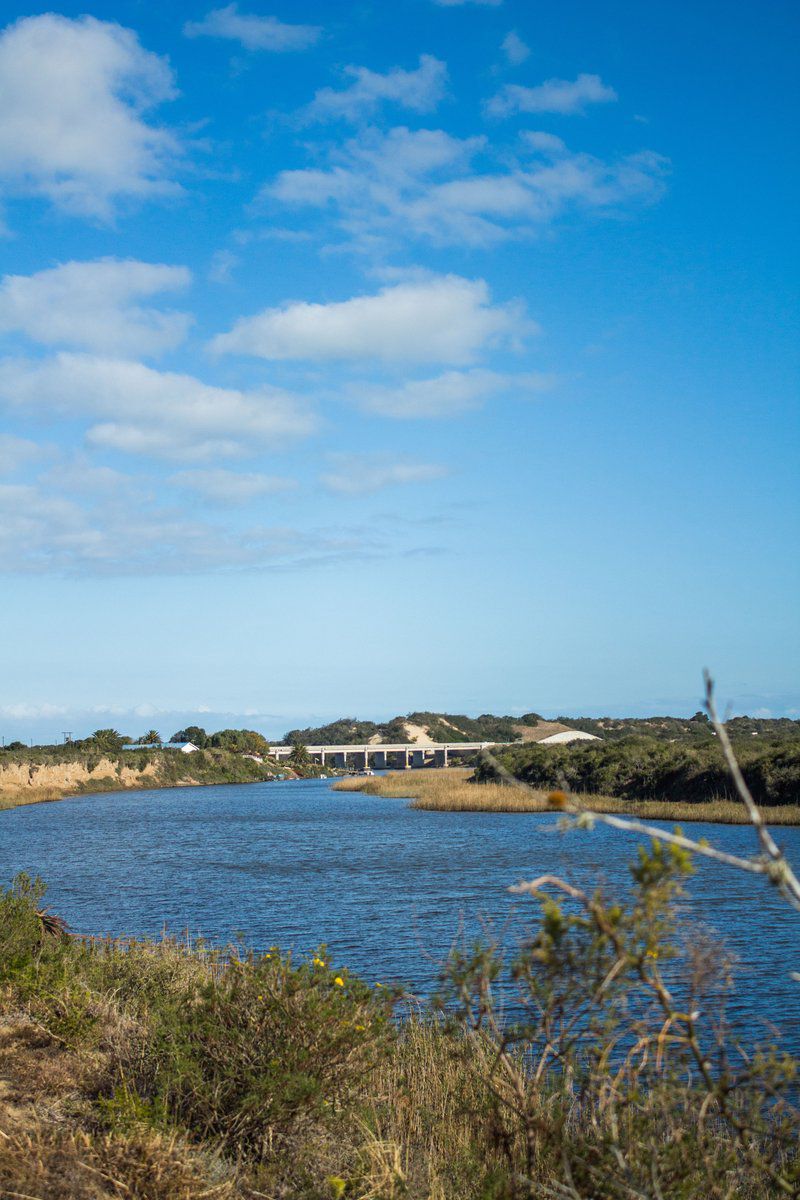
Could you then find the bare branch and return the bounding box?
[482,676,800,914]
[704,670,800,909]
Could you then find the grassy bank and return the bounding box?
[1,863,797,1199]
[334,768,800,824]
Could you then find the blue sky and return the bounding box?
[0,0,797,742]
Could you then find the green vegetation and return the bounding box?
[550,712,800,742]
[1,851,797,1198]
[407,711,541,743]
[283,716,410,745]
[475,734,800,807]
[0,746,293,812]
[282,712,545,745]
[284,709,800,748]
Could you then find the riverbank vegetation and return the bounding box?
[475,734,800,809]
[1,848,797,1200]
[0,747,291,812]
[335,767,800,824]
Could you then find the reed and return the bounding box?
[0,787,66,810]
[334,768,800,824]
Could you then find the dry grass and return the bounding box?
[0,787,72,810]
[335,769,800,825]
[0,1125,238,1200]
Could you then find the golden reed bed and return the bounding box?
[334,768,800,825]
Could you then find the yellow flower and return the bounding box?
[312,956,325,967]
[646,949,659,959]
[333,976,345,987]
[264,952,271,959]
[327,1177,347,1199]
[355,1024,365,1031]
[257,994,263,1001]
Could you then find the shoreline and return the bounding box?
[0,775,278,813]
[0,751,311,813]
[4,766,799,826]
[334,769,800,826]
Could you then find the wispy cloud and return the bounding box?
[0,702,68,720]
[264,124,668,249]
[0,433,45,475]
[305,55,448,122]
[0,475,436,576]
[0,259,191,356]
[321,454,449,495]
[183,5,321,52]
[350,368,554,419]
[169,468,297,505]
[487,73,617,117]
[0,353,316,461]
[0,14,182,219]
[211,273,529,364]
[501,31,530,66]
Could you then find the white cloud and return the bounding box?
[264,124,668,249]
[306,55,447,122]
[170,468,297,504]
[350,368,554,419]
[0,353,316,461]
[211,274,528,364]
[0,259,192,356]
[321,454,448,495]
[184,5,321,51]
[0,433,43,474]
[208,250,239,283]
[0,701,68,719]
[0,14,182,218]
[488,73,617,117]
[501,32,530,65]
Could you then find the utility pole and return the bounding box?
[62,732,73,744]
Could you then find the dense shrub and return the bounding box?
[1,862,798,1198]
[144,950,390,1166]
[476,735,800,806]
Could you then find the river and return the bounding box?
[1,777,798,1049]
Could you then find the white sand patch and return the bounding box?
[537,730,601,745]
[403,722,436,745]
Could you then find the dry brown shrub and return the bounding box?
[0,1124,238,1200]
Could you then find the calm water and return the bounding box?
[1,778,798,1047]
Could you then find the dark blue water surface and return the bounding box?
[1,778,798,1047]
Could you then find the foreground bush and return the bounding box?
[0,860,797,1198]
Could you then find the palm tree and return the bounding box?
[289,742,310,769]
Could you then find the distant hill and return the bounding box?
[280,711,800,747]
[282,712,563,746]
[551,714,800,742]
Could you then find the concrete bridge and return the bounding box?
[268,742,504,770]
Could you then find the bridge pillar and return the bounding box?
[373,750,387,769]
[434,747,448,768]
[333,752,346,769]
[411,749,425,769]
